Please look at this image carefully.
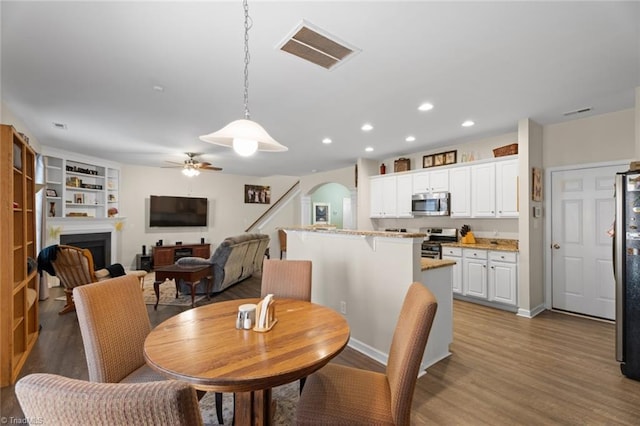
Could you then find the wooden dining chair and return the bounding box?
[51,245,99,315]
[278,229,287,259]
[295,282,438,426]
[15,373,203,426]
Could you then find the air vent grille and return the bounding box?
[278,20,360,70]
[563,107,593,116]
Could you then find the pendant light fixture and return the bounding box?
[200,0,287,156]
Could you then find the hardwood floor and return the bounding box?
[2,276,640,424]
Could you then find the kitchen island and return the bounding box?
[285,227,455,371]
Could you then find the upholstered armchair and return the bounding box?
[15,373,203,426]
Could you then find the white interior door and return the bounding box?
[551,164,626,319]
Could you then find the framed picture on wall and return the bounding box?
[313,202,330,224]
[244,185,271,204]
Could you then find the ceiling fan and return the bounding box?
[163,152,222,177]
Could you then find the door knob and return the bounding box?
[553,243,560,249]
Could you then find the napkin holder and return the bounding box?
[253,297,277,332]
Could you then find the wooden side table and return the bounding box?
[153,264,212,309]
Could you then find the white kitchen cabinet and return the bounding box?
[488,251,517,305]
[449,166,471,217]
[471,163,496,217]
[442,246,462,294]
[496,159,519,217]
[412,169,449,194]
[370,175,397,218]
[396,174,414,217]
[462,249,488,299]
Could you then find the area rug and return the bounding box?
[199,382,298,425]
[141,277,206,307]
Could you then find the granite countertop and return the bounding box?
[421,258,457,271]
[282,227,426,239]
[441,238,519,252]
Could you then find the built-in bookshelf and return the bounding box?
[45,155,120,219]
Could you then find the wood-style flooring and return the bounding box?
[2,275,640,424]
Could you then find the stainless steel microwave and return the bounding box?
[411,192,450,216]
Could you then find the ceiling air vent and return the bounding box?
[277,20,360,70]
[563,107,593,117]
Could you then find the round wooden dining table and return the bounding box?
[144,298,350,426]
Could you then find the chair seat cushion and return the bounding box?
[295,363,394,425]
[120,364,167,384]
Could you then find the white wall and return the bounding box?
[543,109,635,168]
[119,164,298,269]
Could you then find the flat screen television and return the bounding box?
[149,195,208,227]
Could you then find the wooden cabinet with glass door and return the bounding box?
[1,125,39,386]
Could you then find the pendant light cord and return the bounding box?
[243,0,252,120]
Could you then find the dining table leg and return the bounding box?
[235,389,273,426]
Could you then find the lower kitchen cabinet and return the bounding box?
[442,246,462,294]
[462,249,488,299]
[488,251,517,305]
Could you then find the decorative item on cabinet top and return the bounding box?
[394,158,410,172]
[493,143,518,157]
[423,150,457,168]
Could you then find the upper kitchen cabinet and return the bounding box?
[412,169,449,194]
[495,159,519,217]
[370,175,398,218]
[471,163,496,217]
[470,157,519,218]
[370,174,414,218]
[396,174,414,218]
[449,166,471,217]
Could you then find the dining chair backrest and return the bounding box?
[386,282,438,425]
[261,259,312,301]
[74,274,152,383]
[278,229,287,258]
[16,373,203,426]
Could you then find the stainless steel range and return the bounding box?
[421,228,458,259]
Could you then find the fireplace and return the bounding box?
[60,232,111,270]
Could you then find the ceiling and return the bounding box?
[2,1,639,177]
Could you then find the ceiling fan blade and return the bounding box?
[164,161,185,166]
[161,165,184,169]
[201,165,223,171]
[195,161,212,167]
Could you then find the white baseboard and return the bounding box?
[517,303,546,318]
[348,338,388,366]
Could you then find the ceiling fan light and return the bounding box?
[200,119,287,154]
[182,166,200,177]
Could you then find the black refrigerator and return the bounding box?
[614,171,640,380]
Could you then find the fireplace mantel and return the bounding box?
[45,217,126,265]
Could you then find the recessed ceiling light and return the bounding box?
[462,120,475,127]
[152,85,165,92]
[361,123,373,132]
[52,122,67,130]
[322,138,332,144]
[365,147,374,152]
[418,102,434,111]
[311,169,318,173]
[405,136,416,142]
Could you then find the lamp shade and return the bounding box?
[199,119,288,154]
